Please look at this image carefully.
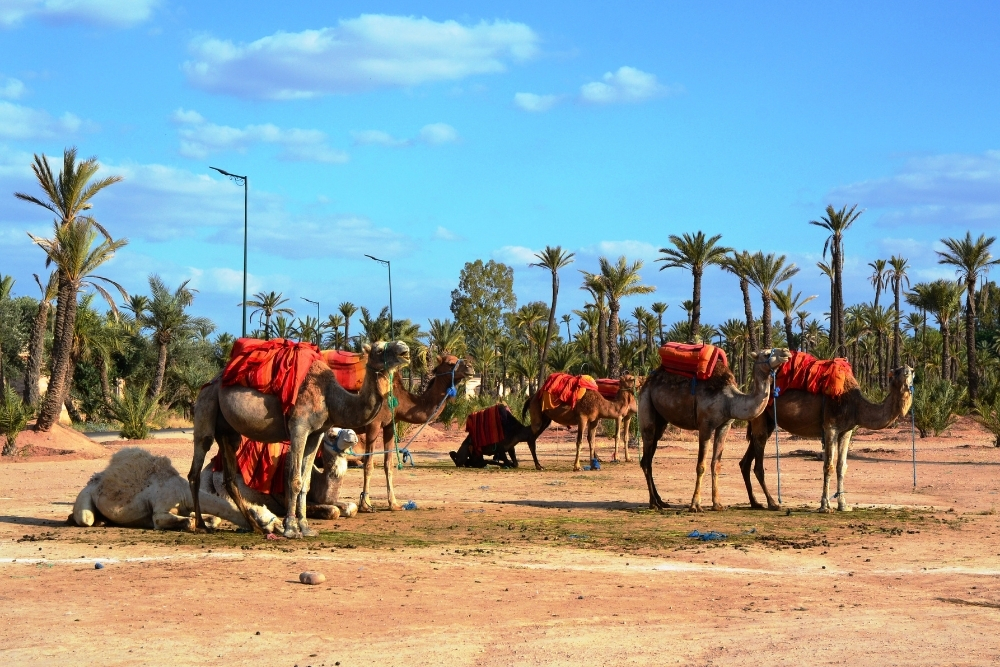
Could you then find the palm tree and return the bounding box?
[560,313,572,340]
[530,245,575,387]
[573,305,600,358]
[28,219,127,431]
[771,285,816,351]
[937,232,999,401]
[293,316,324,347]
[22,272,58,406]
[425,318,465,357]
[886,255,910,368]
[795,310,811,352]
[323,314,345,349]
[810,204,863,356]
[580,272,609,366]
[747,252,799,348]
[721,249,758,357]
[923,279,964,382]
[357,306,389,345]
[651,301,668,346]
[868,258,888,309]
[137,275,211,398]
[338,301,358,348]
[272,315,295,340]
[599,256,655,378]
[70,295,135,411]
[657,232,731,342]
[246,291,294,340]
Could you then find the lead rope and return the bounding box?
[910,383,917,488]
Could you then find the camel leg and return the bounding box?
[152,511,200,531]
[296,431,323,536]
[689,426,712,512]
[835,431,853,512]
[382,423,402,511]
[217,428,262,534]
[587,421,600,465]
[189,380,223,533]
[526,400,549,470]
[622,415,632,462]
[307,504,342,520]
[818,426,838,513]
[72,482,99,527]
[639,395,670,509]
[508,446,519,468]
[710,422,732,511]
[359,425,379,512]
[281,422,312,538]
[572,416,586,471]
[740,419,780,510]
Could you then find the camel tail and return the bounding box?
[521,394,532,422]
[745,420,754,442]
[220,439,264,535]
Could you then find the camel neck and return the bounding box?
[855,383,910,429]
[729,365,773,421]
[394,370,455,419]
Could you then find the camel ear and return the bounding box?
[363,343,372,354]
[437,354,445,364]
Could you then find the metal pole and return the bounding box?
[910,384,917,488]
[302,298,320,346]
[772,371,782,505]
[364,254,394,339]
[210,166,248,338]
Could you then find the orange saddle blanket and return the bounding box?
[540,373,599,411]
[658,343,728,380]
[321,350,366,392]
[221,338,322,415]
[210,437,319,497]
[596,378,621,399]
[772,351,855,400]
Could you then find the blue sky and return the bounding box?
[1,1,999,336]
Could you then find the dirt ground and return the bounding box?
[3,418,1000,666]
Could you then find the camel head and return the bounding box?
[433,354,475,386]
[619,373,639,393]
[752,348,792,374]
[319,427,358,477]
[889,365,915,415]
[363,341,411,373]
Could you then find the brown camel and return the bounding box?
[523,374,638,471]
[741,365,914,512]
[187,341,410,539]
[356,354,474,512]
[638,348,791,512]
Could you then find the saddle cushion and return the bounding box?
[221,338,322,415]
[658,342,728,380]
[540,373,599,411]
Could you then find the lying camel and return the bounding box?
[202,428,360,528]
[449,406,534,468]
[71,447,253,532]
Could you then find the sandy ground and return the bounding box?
[3,418,1000,666]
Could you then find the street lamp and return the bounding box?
[210,166,248,337]
[364,254,394,339]
[301,297,320,346]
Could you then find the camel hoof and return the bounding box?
[572,466,582,472]
[767,504,782,512]
[283,522,302,539]
[816,506,834,514]
[341,503,358,518]
[837,504,853,512]
[534,464,544,471]
[299,523,319,538]
[388,503,403,512]
[359,504,376,514]
[711,504,727,512]
[688,504,703,513]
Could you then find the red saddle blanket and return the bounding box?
[658,343,727,380]
[321,350,366,392]
[596,378,621,399]
[466,405,506,453]
[772,351,855,401]
[541,373,599,410]
[210,437,319,497]
[221,338,322,415]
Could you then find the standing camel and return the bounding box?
[741,365,914,512]
[524,374,638,471]
[356,354,474,511]
[188,341,410,539]
[638,348,790,511]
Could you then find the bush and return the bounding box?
[107,384,158,440]
[912,378,966,438]
[974,395,1000,447]
[0,387,33,456]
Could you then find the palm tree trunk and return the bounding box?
[941,320,951,382]
[22,299,49,405]
[892,279,902,368]
[607,301,621,378]
[761,293,773,347]
[784,316,795,351]
[35,278,76,431]
[96,354,113,407]
[537,270,559,388]
[597,296,607,367]
[690,269,702,343]
[264,313,272,341]
[966,276,979,402]
[657,313,664,346]
[151,341,168,397]
[740,276,757,351]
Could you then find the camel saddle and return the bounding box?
[771,351,855,402]
[596,378,622,399]
[541,373,599,411]
[209,437,320,497]
[658,342,728,380]
[221,338,322,415]
[465,405,518,455]
[321,350,367,392]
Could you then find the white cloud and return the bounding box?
[184,14,540,100]
[419,122,458,145]
[584,240,659,262]
[171,108,348,163]
[513,92,559,113]
[829,150,1000,227]
[493,245,538,265]
[351,129,410,148]
[433,226,462,241]
[579,66,672,105]
[0,101,86,139]
[0,0,159,28]
[0,76,25,99]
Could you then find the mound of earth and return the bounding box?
[1,421,110,462]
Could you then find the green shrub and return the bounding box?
[974,395,1000,447]
[912,378,966,438]
[107,384,158,440]
[0,387,34,456]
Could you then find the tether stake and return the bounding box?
[771,370,782,505]
[910,383,917,488]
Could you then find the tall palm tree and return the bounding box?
[138,275,211,398]
[771,285,816,351]
[28,219,127,430]
[22,272,58,406]
[425,318,465,357]
[573,305,600,358]
[357,306,389,345]
[657,232,731,342]
[868,258,888,309]
[650,301,668,346]
[747,252,799,348]
[246,291,294,340]
[580,271,609,366]
[923,279,964,382]
[886,255,910,368]
[560,313,572,340]
[937,232,999,401]
[323,314,345,349]
[810,204,862,356]
[905,283,933,365]
[530,245,575,387]
[721,250,758,355]
[599,256,655,378]
[338,301,358,348]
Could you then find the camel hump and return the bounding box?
[94,447,180,503]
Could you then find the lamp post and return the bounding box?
[301,297,320,346]
[210,166,248,337]
[364,254,394,339]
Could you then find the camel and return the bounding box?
[638,348,791,512]
[72,447,254,532]
[523,374,638,471]
[449,407,535,468]
[188,340,410,539]
[356,354,473,512]
[741,365,914,512]
[202,428,360,529]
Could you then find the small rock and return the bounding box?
[299,571,326,585]
[94,562,104,570]
[255,631,260,635]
